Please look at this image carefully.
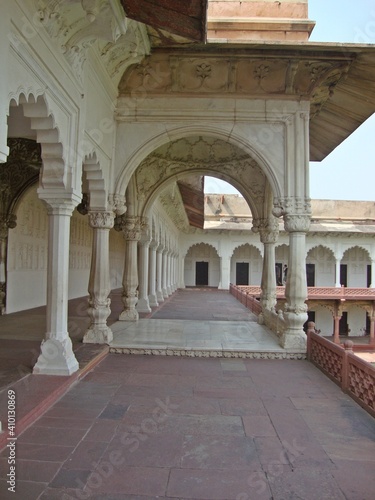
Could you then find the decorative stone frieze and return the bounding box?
[119,51,352,116]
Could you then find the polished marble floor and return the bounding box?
[109,289,291,355]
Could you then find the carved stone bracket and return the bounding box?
[88,211,115,229]
[122,216,142,241]
[252,217,279,244]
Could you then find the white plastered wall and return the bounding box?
[7,185,126,312]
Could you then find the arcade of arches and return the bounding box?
[1,0,375,375]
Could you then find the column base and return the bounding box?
[83,326,113,344]
[33,338,79,376]
[136,298,152,313]
[279,331,307,350]
[119,309,139,321]
[156,291,164,302]
[148,294,159,307]
[162,288,169,298]
[166,286,172,295]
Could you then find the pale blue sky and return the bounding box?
[205,0,375,200]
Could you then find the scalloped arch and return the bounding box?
[184,242,220,259]
[82,153,107,210]
[230,243,262,259]
[306,244,335,259]
[8,91,68,192]
[342,245,372,261]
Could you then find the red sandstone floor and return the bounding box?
[0,290,374,499]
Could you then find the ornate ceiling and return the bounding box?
[134,136,267,225]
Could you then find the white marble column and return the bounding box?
[335,257,341,288]
[83,211,114,344]
[166,251,172,295]
[156,245,164,303]
[256,218,278,313]
[137,233,152,313]
[179,254,185,288]
[162,249,169,298]
[219,254,230,289]
[119,216,141,321]
[370,259,375,288]
[148,241,159,307]
[172,253,177,292]
[33,201,79,375]
[282,213,310,349]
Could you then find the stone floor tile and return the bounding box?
[63,441,108,470]
[254,437,290,465]
[0,479,47,500]
[242,415,277,437]
[17,425,87,447]
[99,403,129,420]
[1,443,75,462]
[219,398,268,416]
[49,467,92,489]
[269,466,346,500]
[43,405,104,420]
[31,416,93,430]
[167,468,272,499]
[118,413,244,436]
[0,457,61,483]
[86,466,169,496]
[181,434,261,470]
[83,419,120,442]
[38,487,92,500]
[103,432,183,468]
[331,459,375,500]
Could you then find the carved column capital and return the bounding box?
[252,217,279,244]
[272,197,311,233]
[284,214,311,233]
[123,216,142,241]
[88,211,115,229]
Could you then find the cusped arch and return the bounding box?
[342,245,372,261]
[82,152,108,210]
[115,125,282,202]
[8,92,70,192]
[230,243,262,259]
[306,244,335,260]
[183,242,220,259]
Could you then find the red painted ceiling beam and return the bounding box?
[120,0,208,41]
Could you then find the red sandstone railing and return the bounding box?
[230,284,262,315]
[307,329,375,418]
[232,285,375,301]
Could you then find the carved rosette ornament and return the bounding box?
[88,211,115,229]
